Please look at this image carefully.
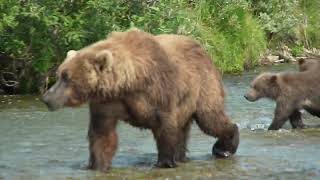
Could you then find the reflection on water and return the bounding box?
[0,64,320,179]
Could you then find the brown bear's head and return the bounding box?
[244,73,279,102]
[298,58,320,72]
[42,48,129,111]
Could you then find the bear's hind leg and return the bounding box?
[289,110,306,129]
[175,121,191,163]
[194,109,239,158]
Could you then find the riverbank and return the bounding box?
[1,47,319,95]
[261,46,320,65]
[1,0,319,94]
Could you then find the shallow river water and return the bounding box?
[0,64,320,180]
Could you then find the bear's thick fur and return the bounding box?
[244,67,320,130]
[297,58,320,117]
[298,57,320,72]
[42,29,239,172]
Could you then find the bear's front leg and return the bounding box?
[88,129,118,172]
[268,103,292,130]
[87,102,119,172]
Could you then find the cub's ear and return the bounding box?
[95,50,113,72]
[270,75,277,83]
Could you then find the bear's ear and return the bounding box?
[64,50,77,62]
[270,75,277,83]
[67,50,77,58]
[298,58,305,65]
[95,50,113,72]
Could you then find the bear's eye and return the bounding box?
[61,71,69,81]
[253,85,258,89]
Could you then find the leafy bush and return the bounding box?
[0,0,145,73]
[0,0,142,92]
[249,0,301,39]
[249,0,320,50]
[300,0,320,48]
[191,0,266,72]
[0,0,318,93]
[291,43,304,57]
[132,0,266,73]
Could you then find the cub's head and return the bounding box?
[244,73,279,102]
[42,49,116,111]
[298,58,320,72]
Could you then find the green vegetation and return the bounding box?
[0,0,319,93]
[300,0,320,48]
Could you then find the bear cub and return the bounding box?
[244,61,320,130]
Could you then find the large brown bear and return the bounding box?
[244,64,320,130]
[297,58,320,117]
[42,28,239,172]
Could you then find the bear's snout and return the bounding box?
[41,85,65,111]
[244,94,255,102]
[244,91,258,102]
[41,93,59,111]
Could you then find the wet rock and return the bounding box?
[277,45,296,62]
[260,45,296,64]
[261,55,281,65]
[0,88,4,95]
[274,59,285,63]
[303,48,320,58]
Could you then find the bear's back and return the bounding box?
[155,34,225,98]
[155,34,220,76]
